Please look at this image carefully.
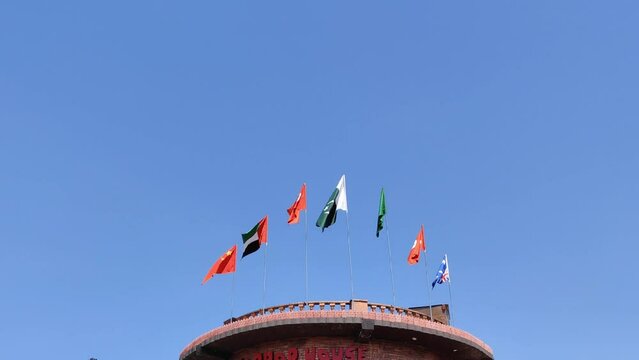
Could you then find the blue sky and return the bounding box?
[1,1,638,359]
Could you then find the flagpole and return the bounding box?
[231,270,236,321]
[304,209,309,304]
[424,255,433,321]
[446,254,453,325]
[447,281,454,325]
[345,212,355,300]
[384,217,397,306]
[262,243,268,315]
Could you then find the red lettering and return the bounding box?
[288,348,299,360]
[357,347,367,360]
[317,349,330,360]
[330,348,343,359]
[253,354,263,360]
[264,352,273,360]
[344,347,355,360]
[275,353,286,360]
[305,347,316,360]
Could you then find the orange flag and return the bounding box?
[201,245,237,285]
[287,183,307,224]
[407,225,426,265]
[258,216,268,244]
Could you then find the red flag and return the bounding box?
[287,183,307,224]
[201,245,237,285]
[407,225,426,265]
[258,216,268,244]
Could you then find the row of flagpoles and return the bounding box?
[200,174,453,323]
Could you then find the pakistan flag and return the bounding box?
[316,175,348,231]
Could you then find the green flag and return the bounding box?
[316,188,339,231]
[376,188,386,237]
[316,175,348,232]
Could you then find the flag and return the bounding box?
[335,175,348,212]
[431,254,450,289]
[407,225,426,264]
[201,245,237,285]
[316,175,348,231]
[376,188,386,237]
[287,183,307,224]
[242,216,268,258]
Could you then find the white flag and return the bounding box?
[335,174,348,212]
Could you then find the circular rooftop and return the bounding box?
[180,300,493,360]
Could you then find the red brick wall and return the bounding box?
[181,308,492,360]
[233,336,443,360]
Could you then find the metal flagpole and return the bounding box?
[384,217,397,306]
[345,212,355,300]
[447,281,454,325]
[262,243,268,315]
[304,209,309,304]
[424,255,433,321]
[231,271,236,321]
[446,254,453,325]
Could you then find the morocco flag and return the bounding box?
[287,183,307,224]
[201,245,237,285]
[407,225,426,264]
[242,216,268,258]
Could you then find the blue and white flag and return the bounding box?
[431,254,450,289]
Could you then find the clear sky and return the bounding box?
[1,1,638,359]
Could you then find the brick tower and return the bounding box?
[179,299,493,360]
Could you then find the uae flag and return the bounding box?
[407,225,426,264]
[201,245,237,285]
[242,216,268,258]
[287,183,307,224]
[316,175,348,231]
